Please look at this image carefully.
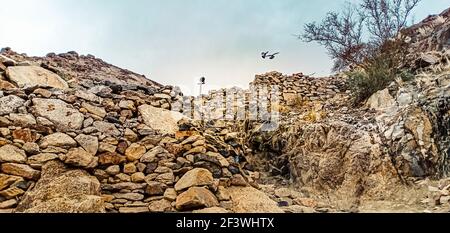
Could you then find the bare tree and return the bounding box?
[300,0,421,71]
[361,0,421,44]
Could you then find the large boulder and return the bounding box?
[32,98,84,131]
[15,160,104,213]
[5,66,68,89]
[138,105,188,135]
[227,186,283,213]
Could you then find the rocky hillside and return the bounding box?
[0,8,449,214]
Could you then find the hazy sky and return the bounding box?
[1,0,449,95]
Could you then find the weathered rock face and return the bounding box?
[5,66,68,89]
[32,98,84,131]
[15,161,104,213]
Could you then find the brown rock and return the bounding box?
[164,188,177,201]
[123,163,137,174]
[0,145,27,163]
[39,133,77,149]
[116,140,128,154]
[146,181,166,196]
[74,134,99,155]
[60,148,98,168]
[174,168,214,191]
[125,143,146,161]
[0,174,23,191]
[148,199,173,212]
[175,187,219,210]
[12,128,37,142]
[98,152,126,165]
[1,163,40,180]
[0,186,25,199]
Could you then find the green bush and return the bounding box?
[346,57,396,105]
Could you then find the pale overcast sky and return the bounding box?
[0,0,449,95]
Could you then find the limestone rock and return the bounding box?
[148,199,172,212]
[40,133,77,149]
[98,152,126,165]
[1,163,40,180]
[32,98,84,131]
[0,145,27,163]
[138,104,188,135]
[15,161,104,213]
[125,143,146,161]
[174,168,214,191]
[5,66,68,89]
[75,134,99,155]
[60,148,98,168]
[175,187,219,210]
[81,102,106,118]
[366,89,395,110]
[93,121,120,137]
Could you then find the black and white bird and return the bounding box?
[261,51,279,60]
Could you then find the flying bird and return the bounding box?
[261,51,279,60]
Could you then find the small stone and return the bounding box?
[119,100,135,110]
[98,142,117,153]
[116,141,128,155]
[123,163,137,174]
[113,192,144,201]
[60,148,98,168]
[0,186,25,199]
[0,95,25,116]
[22,142,40,154]
[93,121,120,137]
[164,188,177,201]
[0,163,40,180]
[9,114,37,126]
[146,181,166,196]
[148,199,172,212]
[230,174,247,187]
[39,133,77,149]
[124,128,138,142]
[12,128,37,143]
[27,153,58,166]
[75,134,99,155]
[125,143,146,161]
[131,172,145,183]
[156,172,175,185]
[175,187,219,211]
[81,102,106,118]
[98,152,126,165]
[0,145,27,163]
[105,165,121,175]
[174,168,214,191]
[0,199,17,209]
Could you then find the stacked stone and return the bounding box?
[250,71,346,106]
[0,61,258,213]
